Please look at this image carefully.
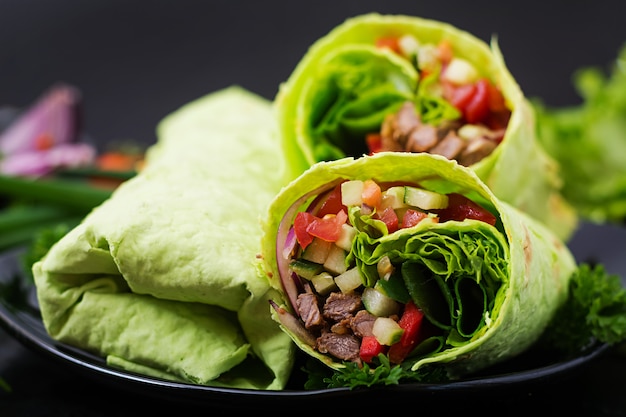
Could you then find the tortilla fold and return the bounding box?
[33,86,295,389]
[276,13,577,241]
[260,152,575,378]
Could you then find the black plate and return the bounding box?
[0,222,615,407]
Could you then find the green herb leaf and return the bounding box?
[539,263,626,355]
[303,354,448,389]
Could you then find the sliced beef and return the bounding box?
[296,285,326,330]
[316,332,361,362]
[323,292,362,322]
[350,309,377,337]
[378,100,501,166]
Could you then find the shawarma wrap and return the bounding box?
[276,13,576,241]
[260,152,575,378]
[32,86,295,389]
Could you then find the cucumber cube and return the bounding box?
[289,259,324,280]
[442,57,479,85]
[381,186,407,210]
[341,180,364,207]
[362,287,400,317]
[323,245,348,275]
[311,272,337,295]
[372,317,404,346]
[335,223,356,251]
[301,238,331,264]
[334,267,363,293]
[403,186,449,210]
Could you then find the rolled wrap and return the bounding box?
[276,13,576,241]
[33,86,295,389]
[260,152,575,378]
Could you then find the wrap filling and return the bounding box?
[271,178,508,366]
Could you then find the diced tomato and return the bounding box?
[306,210,348,242]
[486,81,506,112]
[401,209,428,229]
[293,212,316,249]
[434,193,497,226]
[366,133,383,154]
[362,179,382,208]
[388,301,425,364]
[360,335,387,363]
[445,82,476,112]
[375,37,401,54]
[464,79,490,124]
[437,39,454,64]
[316,183,346,217]
[377,206,399,234]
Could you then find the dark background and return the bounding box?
[1,0,625,147]
[2,1,626,415]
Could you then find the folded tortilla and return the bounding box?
[260,152,575,378]
[276,13,577,241]
[33,86,295,389]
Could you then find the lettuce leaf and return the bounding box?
[534,43,626,223]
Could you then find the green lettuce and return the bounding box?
[534,42,626,223]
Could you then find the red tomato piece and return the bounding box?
[435,193,497,226]
[375,37,401,54]
[293,212,316,249]
[446,83,476,112]
[360,335,387,363]
[306,210,348,242]
[401,209,428,229]
[366,133,383,154]
[316,183,345,217]
[388,301,425,364]
[437,39,454,64]
[486,81,506,112]
[464,79,490,124]
[377,206,399,234]
[362,179,382,208]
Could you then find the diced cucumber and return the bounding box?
[323,245,348,275]
[290,259,324,280]
[301,237,331,264]
[334,267,363,293]
[335,223,356,251]
[403,186,449,210]
[362,287,400,317]
[442,57,479,85]
[311,272,337,295]
[341,180,364,207]
[380,186,407,210]
[372,317,404,346]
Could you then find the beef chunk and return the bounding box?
[317,332,361,361]
[296,287,325,329]
[350,309,377,337]
[323,292,362,322]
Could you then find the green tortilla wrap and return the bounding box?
[260,152,575,378]
[33,86,295,389]
[276,13,577,241]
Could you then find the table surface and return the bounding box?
[2,1,626,415]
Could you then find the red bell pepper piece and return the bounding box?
[388,300,425,364]
[360,335,387,363]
